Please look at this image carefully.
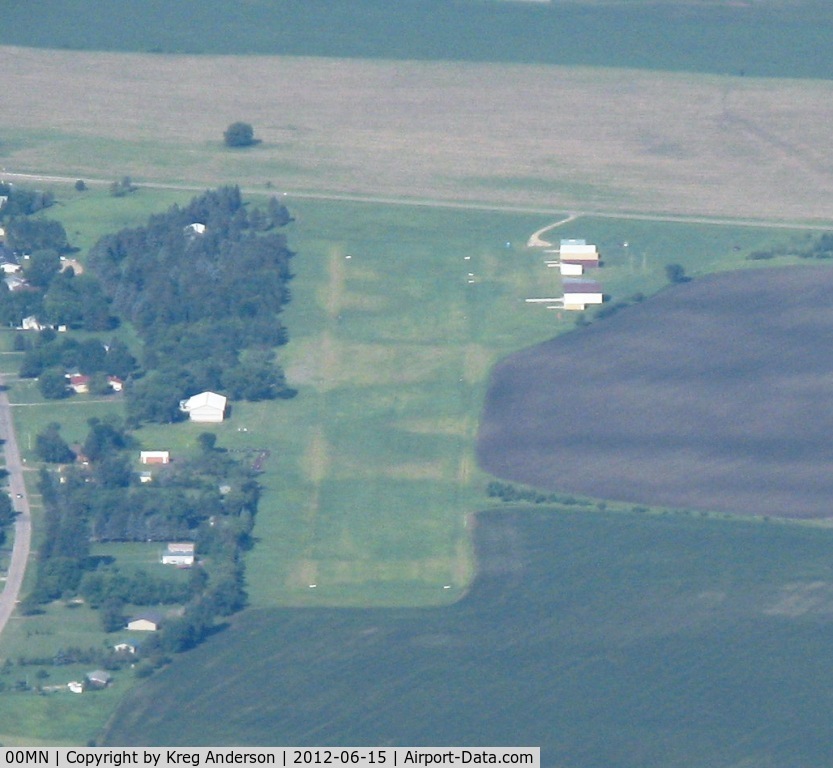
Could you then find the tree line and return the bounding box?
[747,232,833,261]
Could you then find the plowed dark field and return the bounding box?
[478,265,833,518]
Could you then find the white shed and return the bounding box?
[559,262,584,276]
[179,391,227,423]
[162,541,195,566]
[161,552,194,566]
[140,450,170,465]
[127,613,162,631]
[113,643,136,654]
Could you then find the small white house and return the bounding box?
[562,280,604,311]
[179,391,227,423]
[185,222,206,235]
[162,541,195,566]
[140,450,170,465]
[113,643,136,654]
[67,681,84,694]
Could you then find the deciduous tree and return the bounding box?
[223,122,255,147]
[35,423,75,463]
[38,367,69,399]
[665,263,689,284]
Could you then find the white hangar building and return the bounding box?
[179,391,227,423]
[563,280,604,311]
[559,238,600,266]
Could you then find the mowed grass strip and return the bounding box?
[4,46,833,221]
[238,202,558,606]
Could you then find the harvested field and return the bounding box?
[478,265,833,518]
[3,46,833,221]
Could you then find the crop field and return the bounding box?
[479,264,833,519]
[4,47,833,223]
[2,0,833,81]
[102,506,833,765]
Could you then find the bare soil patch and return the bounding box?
[477,265,833,518]
[3,46,833,221]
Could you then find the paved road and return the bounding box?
[0,374,32,635]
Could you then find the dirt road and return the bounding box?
[3,170,833,232]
